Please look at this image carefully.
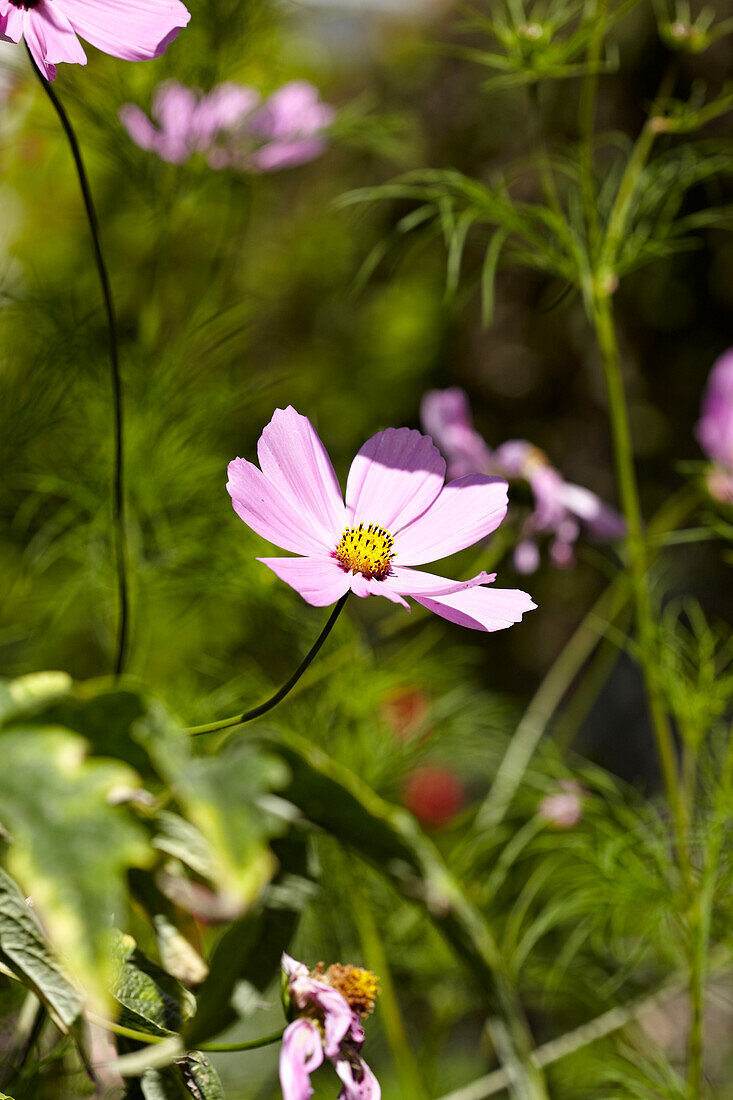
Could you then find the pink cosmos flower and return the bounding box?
[537,780,584,829]
[279,954,380,1100]
[422,388,625,574]
[695,349,733,505]
[120,80,258,165]
[0,0,190,82]
[226,406,536,632]
[246,80,335,172]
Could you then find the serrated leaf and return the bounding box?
[185,835,310,1045]
[134,707,288,906]
[181,1052,225,1099]
[0,726,150,1009]
[113,935,195,1036]
[0,867,83,1030]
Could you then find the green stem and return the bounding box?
[199,1029,285,1052]
[188,594,349,736]
[578,0,609,254]
[590,292,691,887]
[687,730,733,1094]
[28,48,130,677]
[88,1014,284,1053]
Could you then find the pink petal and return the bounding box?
[394,475,508,565]
[279,1019,323,1100]
[349,573,409,608]
[24,2,86,74]
[513,540,540,574]
[54,0,190,62]
[257,556,350,607]
[257,407,346,547]
[345,428,445,532]
[420,388,493,480]
[227,458,332,556]
[333,1051,381,1100]
[415,585,536,632]
[251,138,328,172]
[379,566,495,598]
[118,103,160,153]
[0,3,24,44]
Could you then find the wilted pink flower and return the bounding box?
[120,80,258,165]
[0,0,190,82]
[227,406,535,632]
[537,780,584,829]
[695,349,733,504]
[421,388,624,574]
[279,954,380,1100]
[403,766,464,827]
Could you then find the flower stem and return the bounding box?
[198,1030,285,1053]
[28,49,130,677]
[590,291,690,887]
[578,0,608,254]
[188,593,349,735]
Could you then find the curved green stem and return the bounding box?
[198,1029,284,1053]
[28,50,130,676]
[188,593,349,735]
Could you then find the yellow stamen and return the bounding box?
[318,963,380,1017]
[335,522,395,580]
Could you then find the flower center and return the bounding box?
[335,523,394,580]
[319,963,380,1017]
[10,0,40,7]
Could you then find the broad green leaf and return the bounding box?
[134,707,289,907]
[1,679,154,778]
[185,835,311,1045]
[113,934,195,1037]
[0,867,83,1030]
[0,726,150,1009]
[153,916,208,987]
[152,813,217,881]
[0,671,72,724]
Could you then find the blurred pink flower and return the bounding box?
[695,349,733,504]
[227,406,535,632]
[0,0,190,82]
[120,80,258,165]
[403,766,465,827]
[121,78,334,172]
[248,80,335,172]
[421,387,625,574]
[537,780,584,829]
[280,954,380,1100]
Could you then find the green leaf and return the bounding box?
[134,706,289,907]
[113,934,196,1037]
[0,725,150,1009]
[0,671,72,724]
[138,1053,224,1099]
[181,1052,225,1099]
[185,835,312,1046]
[0,867,83,1030]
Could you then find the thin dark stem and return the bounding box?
[189,593,350,735]
[199,1029,285,1053]
[28,48,130,677]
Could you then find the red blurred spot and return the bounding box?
[403,766,465,827]
[381,686,429,741]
